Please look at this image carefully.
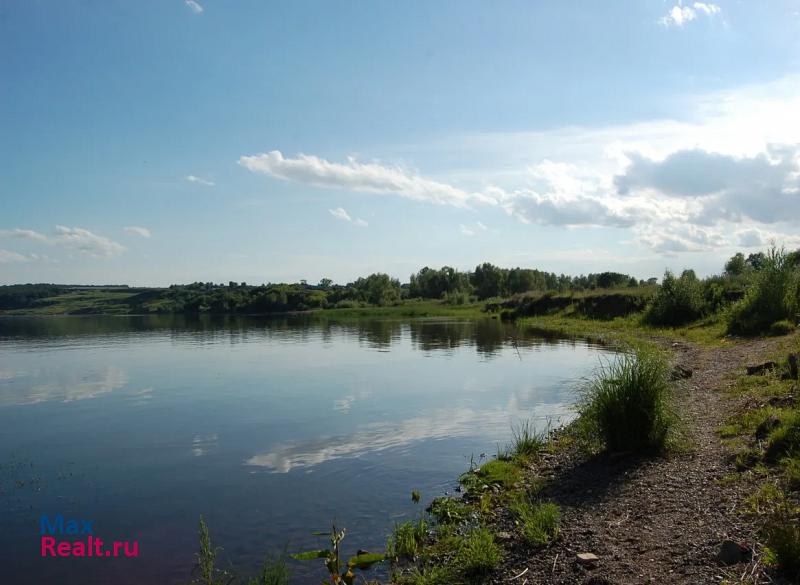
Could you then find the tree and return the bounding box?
[724,253,746,276]
[319,278,333,289]
[746,252,766,271]
[471,263,507,299]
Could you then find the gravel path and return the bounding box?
[493,337,788,585]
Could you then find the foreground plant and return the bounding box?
[509,499,560,547]
[193,517,290,585]
[580,345,674,452]
[292,524,384,585]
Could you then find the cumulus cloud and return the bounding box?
[123,226,152,238]
[185,0,203,14]
[185,174,214,186]
[660,2,720,27]
[614,145,800,224]
[0,226,125,258]
[460,224,476,236]
[237,76,800,257]
[239,150,495,208]
[54,226,125,258]
[329,207,368,227]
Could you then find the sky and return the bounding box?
[1,1,800,286]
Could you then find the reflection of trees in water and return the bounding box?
[407,319,578,357]
[2,315,596,355]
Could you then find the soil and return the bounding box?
[492,336,794,585]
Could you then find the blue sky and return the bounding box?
[1,1,800,286]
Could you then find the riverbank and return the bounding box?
[387,316,800,584]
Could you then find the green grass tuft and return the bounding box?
[579,345,675,452]
[456,528,502,576]
[387,518,429,560]
[509,500,561,547]
[510,419,546,459]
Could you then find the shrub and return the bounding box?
[509,500,560,547]
[728,247,800,335]
[644,269,706,326]
[769,319,795,336]
[442,289,472,305]
[456,528,502,576]
[579,346,674,452]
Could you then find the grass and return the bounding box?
[509,499,560,547]
[715,331,800,581]
[509,419,546,459]
[456,528,502,577]
[427,497,472,524]
[387,518,429,560]
[459,459,521,493]
[517,312,728,347]
[2,289,142,315]
[194,517,289,585]
[579,345,675,452]
[766,409,800,462]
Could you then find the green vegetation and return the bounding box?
[456,528,502,576]
[643,269,705,326]
[714,338,800,581]
[509,418,546,459]
[579,346,674,452]
[1,263,646,316]
[193,517,290,585]
[291,524,385,585]
[728,247,800,335]
[509,499,560,547]
[387,518,429,561]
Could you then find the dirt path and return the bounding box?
[494,337,786,585]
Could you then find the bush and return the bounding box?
[509,500,560,547]
[442,289,472,305]
[769,320,795,336]
[580,346,674,452]
[644,269,706,326]
[728,247,800,335]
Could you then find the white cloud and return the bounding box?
[185,0,203,14]
[0,249,31,263]
[185,174,214,186]
[476,221,488,231]
[0,226,125,258]
[123,226,152,238]
[239,76,800,258]
[329,207,352,222]
[614,145,800,225]
[239,150,495,208]
[0,228,48,242]
[54,226,125,258]
[329,207,368,227]
[660,2,720,27]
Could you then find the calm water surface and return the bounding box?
[0,315,610,584]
